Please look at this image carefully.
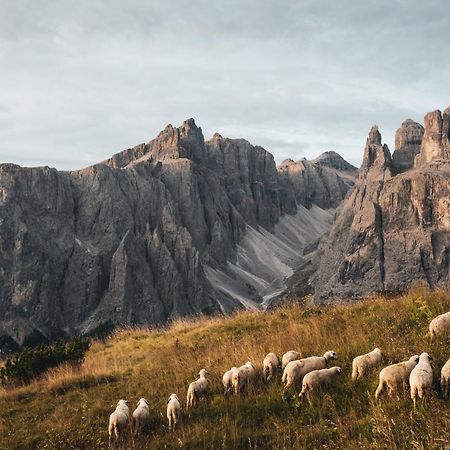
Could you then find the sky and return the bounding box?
[0,0,449,170]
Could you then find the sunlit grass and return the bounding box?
[0,288,449,449]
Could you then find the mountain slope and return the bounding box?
[0,289,448,449]
[0,119,355,350]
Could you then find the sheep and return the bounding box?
[441,358,450,398]
[409,352,433,411]
[263,353,279,381]
[282,350,301,370]
[298,367,342,405]
[374,355,419,400]
[352,348,383,381]
[428,311,450,339]
[282,350,338,393]
[166,393,181,432]
[222,367,237,395]
[186,369,209,409]
[131,398,149,436]
[108,399,130,448]
[232,361,256,395]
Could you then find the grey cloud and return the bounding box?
[0,0,449,170]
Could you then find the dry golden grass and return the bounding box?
[0,288,449,449]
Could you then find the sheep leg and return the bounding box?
[283,379,293,392]
[375,381,385,400]
[306,391,313,407]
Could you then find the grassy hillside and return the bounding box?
[0,289,449,449]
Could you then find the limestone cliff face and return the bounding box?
[392,119,424,174]
[314,108,450,303]
[0,118,355,351]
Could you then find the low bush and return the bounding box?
[0,337,90,386]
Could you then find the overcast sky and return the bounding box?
[0,0,449,169]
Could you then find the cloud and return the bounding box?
[0,0,449,170]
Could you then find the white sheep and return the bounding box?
[428,311,450,339]
[282,350,301,370]
[186,369,209,409]
[108,399,130,447]
[263,353,279,381]
[232,361,256,395]
[166,393,181,432]
[441,358,450,398]
[298,366,342,405]
[282,350,338,393]
[222,367,237,395]
[374,355,419,400]
[352,348,383,381]
[409,352,433,411]
[131,398,149,436]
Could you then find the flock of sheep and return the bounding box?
[108,310,450,447]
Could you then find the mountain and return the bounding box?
[0,119,355,351]
[313,107,450,302]
[278,151,357,209]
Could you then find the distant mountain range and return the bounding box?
[0,107,448,352]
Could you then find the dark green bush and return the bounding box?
[0,337,90,386]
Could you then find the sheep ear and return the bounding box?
[167,398,171,404]
[145,399,150,405]
[125,400,131,404]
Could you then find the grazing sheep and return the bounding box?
[263,353,279,381]
[299,367,342,405]
[232,361,256,395]
[352,348,383,381]
[108,399,130,447]
[409,352,433,411]
[167,394,181,432]
[374,355,419,400]
[222,367,237,395]
[282,350,301,370]
[282,351,338,393]
[441,358,450,398]
[132,398,149,436]
[428,311,450,339]
[186,369,209,409]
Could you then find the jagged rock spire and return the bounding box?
[414,107,450,167]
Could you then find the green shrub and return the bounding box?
[0,337,90,386]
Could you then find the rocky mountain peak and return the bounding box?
[179,118,204,143]
[367,125,382,145]
[361,126,392,180]
[312,151,358,172]
[414,107,450,167]
[313,106,450,304]
[392,119,424,174]
[277,151,357,210]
